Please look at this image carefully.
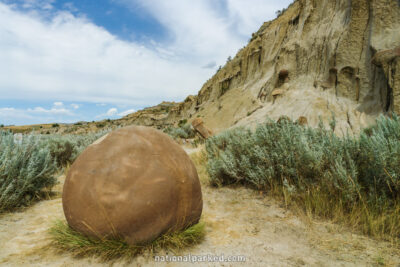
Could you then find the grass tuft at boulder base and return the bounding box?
[49,220,205,261]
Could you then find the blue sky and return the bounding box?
[0,0,292,125]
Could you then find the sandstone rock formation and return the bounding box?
[191,118,213,139]
[62,126,203,245]
[115,0,400,136]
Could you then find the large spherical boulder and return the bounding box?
[62,126,203,245]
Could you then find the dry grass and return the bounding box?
[247,177,400,244]
[190,147,210,185]
[278,184,400,244]
[49,220,205,261]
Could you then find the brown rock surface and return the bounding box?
[191,118,213,139]
[62,126,203,245]
[372,46,400,66]
[271,89,285,97]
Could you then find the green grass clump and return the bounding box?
[205,114,400,240]
[49,220,205,261]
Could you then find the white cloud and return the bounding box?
[0,104,77,125]
[22,101,73,116]
[106,108,118,116]
[0,107,15,112]
[21,0,55,10]
[123,0,293,62]
[95,107,137,119]
[27,106,74,115]
[53,101,63,107]
[95,107,120,119]
[63,2,78,13]
[70,103,79,109]
[224,0,291,37]
[0,3,213,106]
[118,109,136,116]
[0,107,35,124]
[125,0,239,62]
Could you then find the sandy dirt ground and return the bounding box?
[0,149,399,267]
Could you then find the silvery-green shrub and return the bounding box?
[0,131,56,212]
[206,115,400,206]
[164,123,196,140]
[0,130,108,212]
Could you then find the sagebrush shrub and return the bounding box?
[45,130,108,167]
[164,123,196,140]
[0,131,56,212]
[0,130,108,212]
[206,114,400,209]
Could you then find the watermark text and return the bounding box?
[154,253,246,263]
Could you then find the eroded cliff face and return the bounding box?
[126,0,400,135]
